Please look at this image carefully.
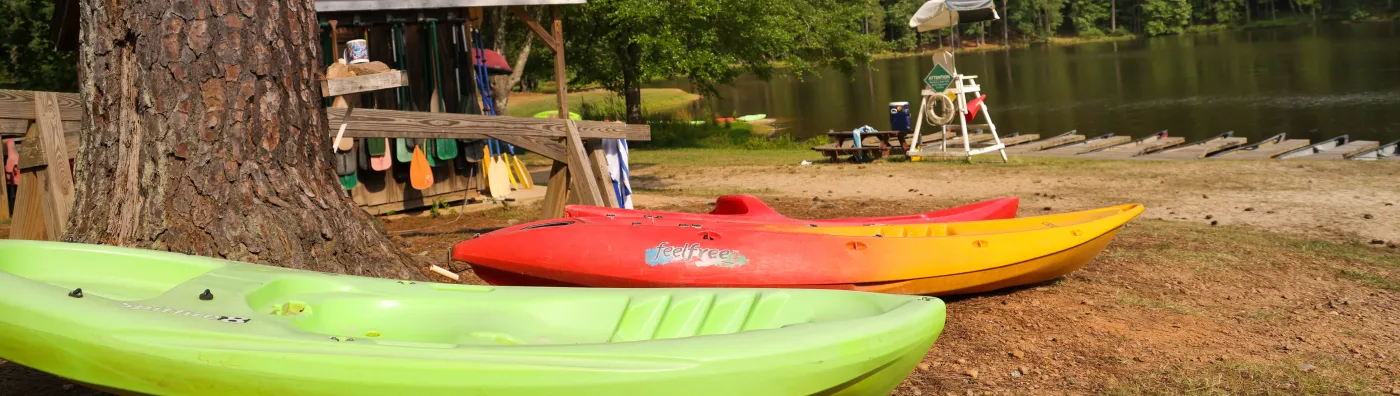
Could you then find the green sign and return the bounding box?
[924,64,954,92]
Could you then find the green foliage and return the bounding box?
[1009,0,1069,40]
[565,0,886,122]
[0,0,76,91]
[1069,0,1111,36]
[1211,0,1248,24]
[1142,0,1192,35]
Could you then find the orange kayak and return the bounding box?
[452,204,1144,296]
[564,195,1019,226]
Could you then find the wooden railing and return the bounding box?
[0,89,649,240]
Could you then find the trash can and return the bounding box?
[889,102,911,132]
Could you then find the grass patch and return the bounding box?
[1238,17,1308,30]
[1105,359,1376,395]
[631,186,780,198]
[634,122,827,150]
[1337,268,1400,291]
[630,148,822,168]
[505,88,700,119]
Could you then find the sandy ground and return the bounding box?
[630,158,1400,245]
[2,158,1399,395]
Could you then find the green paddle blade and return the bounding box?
[338,173,358,190]
[396,138,413,163]
[424,140,437,167]
[367,138,387,156]
[436,138,459,160]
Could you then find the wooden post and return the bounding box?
[32,92,75,237]
[0,134,10,221]
[539,5,575,217]
[10,125,50,240]
[588,141,619,207]
[564,120,605,206]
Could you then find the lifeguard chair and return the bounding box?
[905,0,1007,162]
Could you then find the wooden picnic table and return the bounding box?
[814,129,913,161]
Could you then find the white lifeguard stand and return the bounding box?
[905,0,1007,162]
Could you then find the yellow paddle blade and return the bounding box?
[409,145,434,190]
[503,154,521,189]
[512,156,534,189]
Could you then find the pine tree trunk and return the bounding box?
[70,0,425,279]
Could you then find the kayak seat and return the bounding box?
[708,195,783,218]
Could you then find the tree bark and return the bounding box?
[1112,0,1117,32]
[487,9,532,116]
[71,0,424,279]
[621,41,643,125]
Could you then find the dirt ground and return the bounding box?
[2,157,1399,395]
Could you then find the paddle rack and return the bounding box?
[909,52,1008,162]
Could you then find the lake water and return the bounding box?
[649,21,1400,144]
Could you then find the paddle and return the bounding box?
[409,145,434,190]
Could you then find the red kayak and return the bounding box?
[564,195,1019,225]
[450,204,1143,296]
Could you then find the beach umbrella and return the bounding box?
[908,0,1000,32]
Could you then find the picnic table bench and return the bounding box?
[811,129,914,161]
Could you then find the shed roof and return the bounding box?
[315,0,586,12]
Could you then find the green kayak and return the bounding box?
[0,241,946,395]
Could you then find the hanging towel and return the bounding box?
[603,139,633,209]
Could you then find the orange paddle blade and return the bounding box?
[410,145,434,190]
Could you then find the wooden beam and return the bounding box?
[327,107,649,141]
[488,134,565,162]
[321,71,409,97]
[563,120,604,206]
[0,119,28,137]
[0,90,81,121]
[511,6,560,52]
[588,140,619,208]
[18,123,79,169]
[31,93,75,237]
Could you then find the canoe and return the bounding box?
[1275,135,1348,159]
[1348,139,1399,161]
[0,240,947,396]
[736,114,767,122]
[454,204,1144,296]
[565,195,1019,226]
[1207,132,1284,158]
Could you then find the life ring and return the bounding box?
[924,94,956,126]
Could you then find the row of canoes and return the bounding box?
[0,197,1142,395]
[1015,130,1399,160]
